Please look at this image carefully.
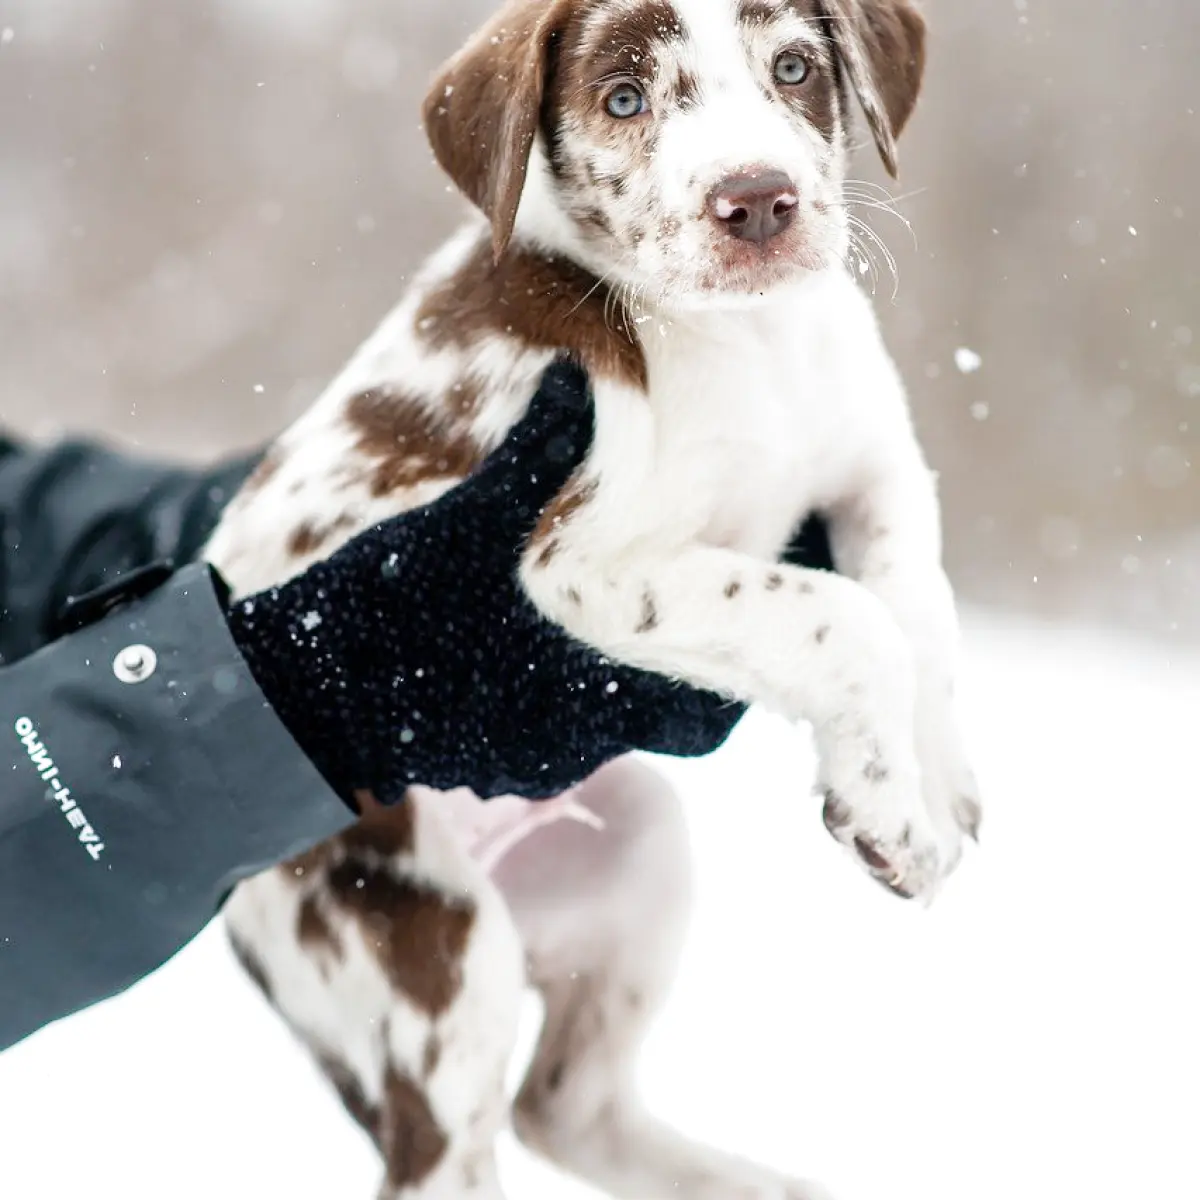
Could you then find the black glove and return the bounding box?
[226,360,834,805]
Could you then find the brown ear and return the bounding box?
[823,0,926,177]
[423,0,569,262]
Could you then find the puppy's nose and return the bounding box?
[707,170,798,245]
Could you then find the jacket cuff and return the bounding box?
[0,563,353,1051]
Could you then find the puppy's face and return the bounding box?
[425,0,925,310]
[539,0,853,305]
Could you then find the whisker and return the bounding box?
[846,214,900,299]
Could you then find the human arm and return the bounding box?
[0,361,834,1052]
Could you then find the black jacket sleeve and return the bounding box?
[0,563,354,1053]
[0,434,257,665]
[0,438,353,1053]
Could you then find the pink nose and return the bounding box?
[706,170,798,245]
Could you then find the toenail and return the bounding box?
[853,836,891,872]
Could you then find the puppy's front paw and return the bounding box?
[818,748,946,902]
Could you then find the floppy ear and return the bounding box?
[423,0,569,262]
[823,0,926,178]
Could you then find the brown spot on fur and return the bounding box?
[863,755,889,783]
[422,1036,442,1080]
[416,238,646,391]
[766,571,784,590]
[287,521,324,557]
[381,1066,450,1188]
[566,585,583,606]
[285,838,336,879]
[345,387,483,498]
[657,215,682,243]
[725,579,742,599]
[286,514,357,558]
[297,894,342,958]
[229,935,273,1003]
[530,474,598,566]
[673,69,699,109]
[243,447,282,493]
[327,860,475,1017]
[317,1052,380,1140]
[814,623,830,643]
[636,589,660,633]
[340,793,417,859]
[581,0,684,85]
[740,0,785,24]
[578,205,613,235]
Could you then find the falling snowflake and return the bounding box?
[954,347,983,374]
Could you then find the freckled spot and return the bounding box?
[578,205,612,235]
[797,580,815,595]
[531,477,597,567]
[766,571,784,590]
[243,448,282,493]
[814,624,831,644]
[566,586,583,606]
[288,521,325,557]
[724,579,742,599]
[636,589,660,633]
[863,754,889,783]
[422,1035,442,1079]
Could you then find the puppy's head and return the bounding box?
[424,0,924,308]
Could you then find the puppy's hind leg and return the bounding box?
[225,792,525,1200]
[498,757,835,1200]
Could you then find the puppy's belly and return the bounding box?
[411,786,604,876]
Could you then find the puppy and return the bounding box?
[206,1,980,1196]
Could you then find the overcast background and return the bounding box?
[1,0,1197,644]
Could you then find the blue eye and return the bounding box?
[605,83,648,119]
[774,51,810,86]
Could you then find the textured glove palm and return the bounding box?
[227,360,834,805]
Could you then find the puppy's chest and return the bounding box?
[639,320,869,554]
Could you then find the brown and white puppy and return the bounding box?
[205,1,980,1196]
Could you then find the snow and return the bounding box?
[954,346,983,374]
[2,612,1198,1200]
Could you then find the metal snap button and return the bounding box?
[114,643,157,684]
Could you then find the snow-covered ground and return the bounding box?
[2,612,1197,1200]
